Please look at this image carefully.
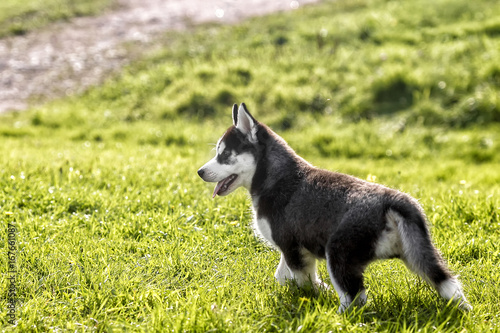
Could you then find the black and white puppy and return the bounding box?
[198,103,472,313]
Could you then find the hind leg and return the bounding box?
[326,251,368,313]
[326,234,372,312]
[325,217,378,313]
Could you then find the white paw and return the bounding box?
[314,279,331,291]
[275,273,289,286]
[459,301,473,312]
[274,267,293,285]
[337,302,350,314]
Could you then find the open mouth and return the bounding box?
[212,174,238,198]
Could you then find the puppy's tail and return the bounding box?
[387,208,472,311]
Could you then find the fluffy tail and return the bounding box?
[387,209,472,311]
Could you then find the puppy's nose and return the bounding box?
[197,168,205,178]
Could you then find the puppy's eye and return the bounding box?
[217,149,232,164]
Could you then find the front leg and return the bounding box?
[275,252,293,285]
[275,248,329,290]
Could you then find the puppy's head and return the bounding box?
[198,103,259,197]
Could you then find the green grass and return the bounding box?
[1,0,500,331]
[0,0,115,38]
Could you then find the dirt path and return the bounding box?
[0,0,320,113]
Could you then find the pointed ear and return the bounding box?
[235,103,257,138]
[232,104,238,126]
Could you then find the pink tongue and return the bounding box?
[212,180,225,198]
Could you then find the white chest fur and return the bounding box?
[250,204,277,248]
[254,216,276,247]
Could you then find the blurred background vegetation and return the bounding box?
[0,0,114,37]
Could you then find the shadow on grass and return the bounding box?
[271,281,469,332]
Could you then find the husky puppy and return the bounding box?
[198,103,472,313]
